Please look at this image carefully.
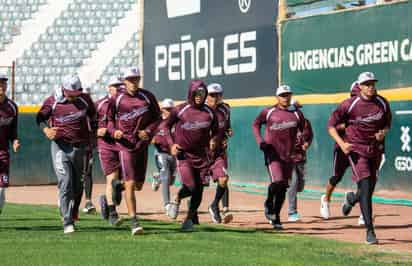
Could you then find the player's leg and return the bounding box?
[158,153,172,208]
[321,148,349,219]
[287,164,299,222]
[182,168,204,231]
[83,150,95,214]
[70,145,86,223]
[0,152,10,215]
[151,151,162,191]
[105,170,122,226]
[209,157,230,224]
[51,142,76,234]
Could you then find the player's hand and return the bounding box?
[44,127,58,140]
[209,138,217,151]
[227,128,233,137]
[12,139,20,153]
[339,142,353,155]
[375,130,386,142]
[302,142,309,151]
[113,130,123,140]
[97,128,107,137]
[222,139,228,149]
[138,130,149,141]
[170,144,182,156]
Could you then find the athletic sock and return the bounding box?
[222,187,229,208]
[358,177,375,230]
[108,205,117,216]
[274,186,287,217]
[211,185,225,207]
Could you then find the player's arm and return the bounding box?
[302,118,313,150]
[252,108,268,149]
[164,107,180,156]
[140,93,162,140]
[36,96,59,140]
[106,97,122,140]
[327,102,352,154]
[375,98,392,141]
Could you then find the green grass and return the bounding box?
[0,204,410,266]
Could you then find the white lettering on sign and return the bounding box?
[395,156,412,171]
[401,126,411,152]
[154,31,257,82]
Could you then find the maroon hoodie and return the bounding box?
[107,88,161,152]
[95,95,117,150]
[252,104,305,162]
[0,97,18,151]
[208,102,231,158]
[292,118,313,163]
[328,94,391,158]
[165,80,218,167]
[37,93,96,145]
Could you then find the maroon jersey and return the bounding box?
[293,118,313,163]
[165,80,218,160]
[328,95,391,157]
[36,93,96,144]
[252,105,305,162]
[213,102,231,155]
[0,97,18,151]
[95,95,116,150]
[107,89,161,152]
[153,120,172,154]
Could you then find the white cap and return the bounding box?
[0,73,8,81]
[161,98,175,109]
[357,72,378,84]
[62,74,82,91]
[123,67,141,79]
[276,85,292,96]
[108,76,123,87]
[207,83,223,94]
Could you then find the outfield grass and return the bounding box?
[0,204,410,266]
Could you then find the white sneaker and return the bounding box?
[320,194,330,219]
[358,214,375,226]
[288,213,301,222]
[63,224,75,234]
[131,226,144,236]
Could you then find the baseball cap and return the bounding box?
[207,83,223,94]
[107,76,123,87]
[161,98,175,109]
[0,73,8,81]
[276,85,292,96]
[62,74,82,97]
[123,67,141,79]
[357,72,378,85]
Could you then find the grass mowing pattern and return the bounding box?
[0,204,410,266]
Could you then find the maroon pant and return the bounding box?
[265,151,293,186]
[348,152,381,183]
[119,148,148,183]
[98,147,120,176]
[209,154,228,181]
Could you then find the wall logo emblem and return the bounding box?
[166,0,201,18]
[401,126,411,152]
[239,0,251,13]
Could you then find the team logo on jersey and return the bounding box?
[119,106,149,121]
[55,110,87,123]
[269,121,297,131]
[353,111,384,124]
[181,121,211,130]
[0,117,13,127]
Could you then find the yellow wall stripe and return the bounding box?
[17,87,412,113]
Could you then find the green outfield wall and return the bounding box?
[281,1,412,94]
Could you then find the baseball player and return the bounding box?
[36,74,96,234]
[82,87,96,214]
[287,117,313,222]
[327,72,391,244]
[151,98,177,213]
[206,83,233,224]
[0,74,20,215]
[320,82,367,223]
[252,85,305,229]
[165,80,218,231]
[96,77,124,226]
[107,67,161,235]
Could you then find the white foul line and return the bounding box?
[395,110,412,115]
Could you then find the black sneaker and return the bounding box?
[82,201,96,214]
[99,195,109,220]
[111,179,124,206]
[342,192,356,216]
[208,204,222,224]
[272,217,283,230]
[192,211,200,225]
[366,229,378,245]
[109,212,123,226]
[131,217,144,235]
